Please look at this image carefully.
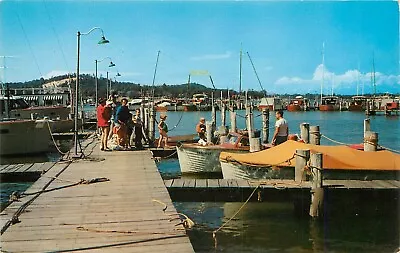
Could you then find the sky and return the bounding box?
[0,0,399,95]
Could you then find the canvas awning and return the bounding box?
[220,140,400,171]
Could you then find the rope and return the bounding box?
[9,177,110,201]
[377,145,400,154]
[320,134,350,146]
[46,120,69,155]
[76,226,182,236]
[212,184,260,249]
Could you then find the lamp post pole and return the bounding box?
[95,60,98,107]
[106,71,109,99]
[73,27,109,158]
[73,31,81,157]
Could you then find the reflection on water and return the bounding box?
[174,202,399,253]
[156,157,399,253]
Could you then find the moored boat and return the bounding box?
[177,132,255,174]
[0,119,52,156]
[258,97,284,111]
[287,96,308,112]
[319,96,340,111]
[220,140,400,180]
[348,96,367,111]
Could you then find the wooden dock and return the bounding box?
[164,178,400,202]
[0,162,56,182]
[0,137,194,252]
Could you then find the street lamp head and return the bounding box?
[109,61,116,67]
[116,72,121,77]
[98,36,110,44]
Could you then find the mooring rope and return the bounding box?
[46,120,69,155]
[212,184,260,249]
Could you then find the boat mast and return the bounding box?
[331,75,334,96]
[151,50,161,104]
[321,42,325,103]
[357,61,360,96]
[372,53,376,96]
[239,43,243,95]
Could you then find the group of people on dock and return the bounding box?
[97,97,146,151]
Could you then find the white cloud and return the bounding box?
[43,70,71,79]
[274,64,400,94]
[191,51,232,61]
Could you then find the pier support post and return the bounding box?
[300,123,310,144]
[262,108,269,144]
[309,152,323,218]
[144,108,149,134]
[250,137,261,152]
[363,118,370,137]
[148,105,156,143]
[206,121,213,144]
[230,111,237,133]
[309,126,320,145]
[221,103,226,127]
[364,131,378,151]
[246,111,254,138]
[295,149,310,183]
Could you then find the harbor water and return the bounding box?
[155,110,399,252]
[2,110,399,252]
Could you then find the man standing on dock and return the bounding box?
[97,98,112,151]
[272,110,289,146]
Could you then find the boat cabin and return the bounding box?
[321,96,339,105]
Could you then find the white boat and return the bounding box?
[0,119,52,156]
[176,132,253,174]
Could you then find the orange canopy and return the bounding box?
[220,140,400,171]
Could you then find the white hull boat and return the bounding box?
[220,160,293,180]
[0,119,52,156]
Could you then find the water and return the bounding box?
[155,110,399,252]
[156,110,399,150]
[0,183,32,211]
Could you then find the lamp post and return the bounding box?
[95,57,115,106]
[74,27,109,158]
[110,72,121,96]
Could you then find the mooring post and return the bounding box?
[261,108,269,144]
[364,131,378,151]
[206,121,213,144]
[246,109,254,138]
[309,152,323,218]
[309,126,320,145]
[148,105,156,143]
[230,111,237,133]
[295,149,310,182]
[300,123,310,144]
[363,118,370,138]
[140,102,145,124]
[144,107,149,134]
[365,100,370,115]
[221,103,226,127]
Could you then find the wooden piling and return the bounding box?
[221,103,226,127]
[364,131,378,151]
[363,118,370,138]
[309,125,320,145]
[295,149,310,182]
[230,111,237,133]
[261,108,269,144]
[246,111,255,138]
[206,121,213,144]
[148,105,156,142]
[309,152,323,218]
[250,137,261,152]
[300,123,310,144]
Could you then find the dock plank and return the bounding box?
[0,139,194,253]
[195,179,207,188]
[207,179,219,188]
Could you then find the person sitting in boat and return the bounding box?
[272,110,289,146]
[196,117,207,141]
[157,114,169,148]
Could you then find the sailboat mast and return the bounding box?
[321,42,325,103]
[151,50,161,102]
[357,62,360,96]
[239,43,243,95]
[372,54,376,95]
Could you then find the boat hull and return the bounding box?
[0,120,51,156]
[221,161,294,180]
[348,104,365,111]
[319,105,339,111]
[221,161,400,180]
[287,105,304,112]
[177,145,246,173]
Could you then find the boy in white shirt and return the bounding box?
[272,110,288,146]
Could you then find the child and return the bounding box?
[157,115,168,148]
